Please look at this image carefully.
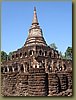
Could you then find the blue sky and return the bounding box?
[2,1,72,54]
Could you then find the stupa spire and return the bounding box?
[24,7,47,47]
[32,7,39,25]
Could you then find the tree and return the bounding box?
[65,47,72,60]
[59,51,63,58]
[59,51,66,59]
[49,43,57,50]
[8,52,13,60]
[1,51,8,62]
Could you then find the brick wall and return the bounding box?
[28,68,47,96]
[1,69,72,96]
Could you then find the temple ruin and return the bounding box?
[1,7,72,96]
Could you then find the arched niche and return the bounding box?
[29,50,32,55]
[12,55,14,59]
[54,51,56,58]
[20,53,22,58]
[9,66,13,72]
[20,64,24,72]
[25,52,27,56]
[5,66,7,73]
[39,50,42,56]
[29,50,34,56]
[16,53,18,58]
[44,51,47,56]
[13,63,18,72]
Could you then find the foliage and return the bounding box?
[59,51,66,59]
[59,51,63,58]
[8,52,13,60]
[49,43,57,50]
[65,47,72,60]
[49,43,72,60]
[1,51,8,62]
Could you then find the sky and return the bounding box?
[2,1,72,55]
